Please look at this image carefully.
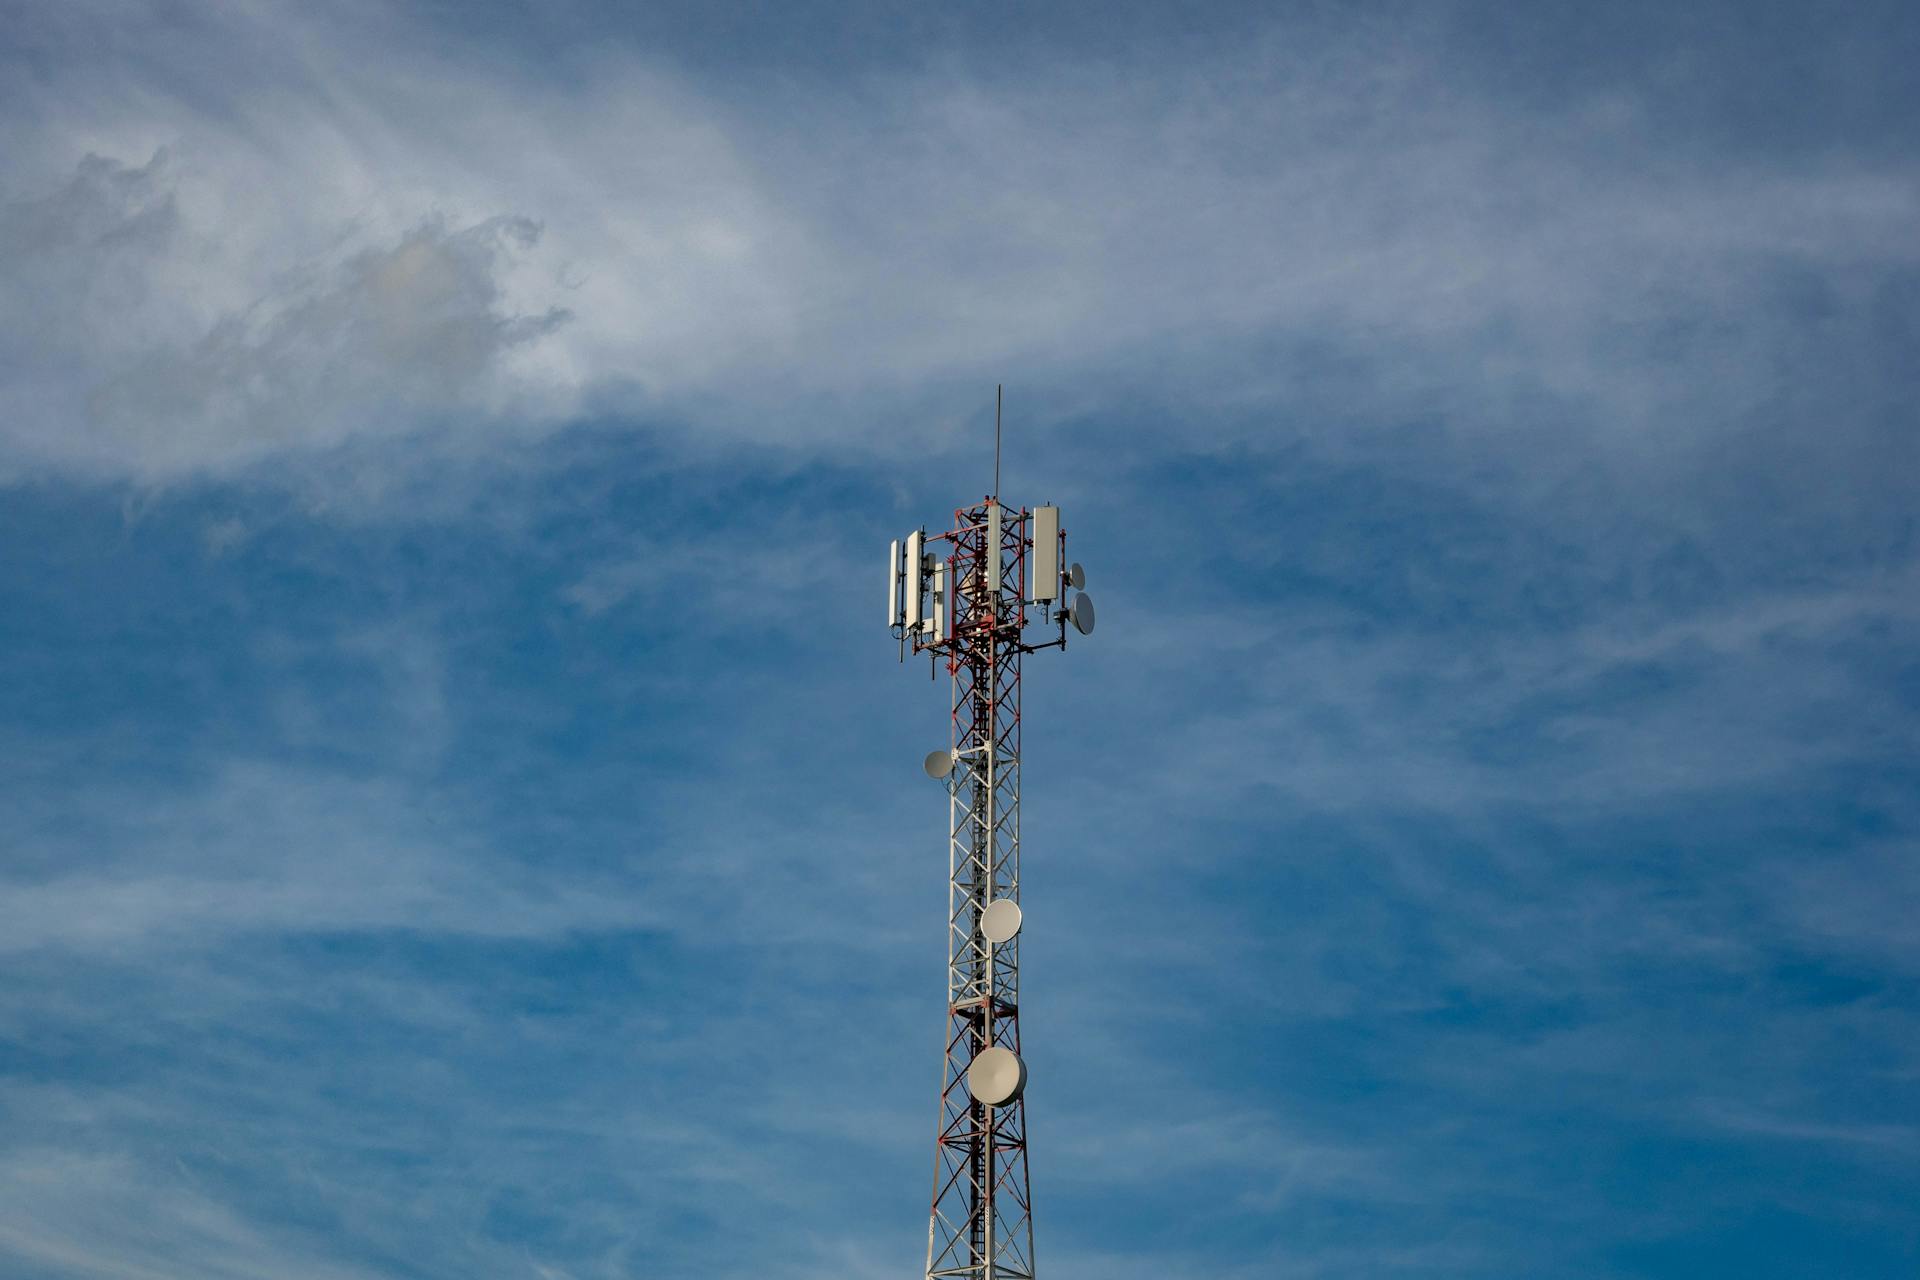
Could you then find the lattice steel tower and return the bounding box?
[885,447,1095,1280]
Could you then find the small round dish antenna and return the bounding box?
[980,898,1023,944]
[1070,593,1095,636]
[924,750,955,780]
[966,1046,1027,1107]
[1067,562,1086,590]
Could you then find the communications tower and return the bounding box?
[885,430,1095,1280]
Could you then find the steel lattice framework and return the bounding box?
[895,494,1078,1280]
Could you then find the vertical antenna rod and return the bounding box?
[994,384,1003,498]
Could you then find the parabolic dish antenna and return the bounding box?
[1067,562,1086,590]
[980,898,1023,944]
[1070,593,1095,636]
[924,749,955,780]
[966,1046,1028,1107]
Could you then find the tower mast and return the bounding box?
[886,410,1095,1280]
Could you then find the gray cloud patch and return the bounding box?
[0,151,179,321]
[91,215,569,473]
[0,153,181,471]
[1,154,568,479]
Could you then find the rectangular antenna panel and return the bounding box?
[905,531,924,630]
[932,561,947,643]
[887,539,902,626]
[1032,506,1060,601]
[987,504,1002,592]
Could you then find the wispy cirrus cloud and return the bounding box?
[3,1,1916,482]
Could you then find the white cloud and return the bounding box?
[3,1,1915,481]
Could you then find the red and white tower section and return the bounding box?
[887,497,1095,1280]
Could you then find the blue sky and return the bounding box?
[2,2,1917,1276]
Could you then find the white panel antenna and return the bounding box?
[932,561,948,643]
[987,503,1002,591]
[1032,506,1059,601]
[888,539,903,626]
[904,531,924,631]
